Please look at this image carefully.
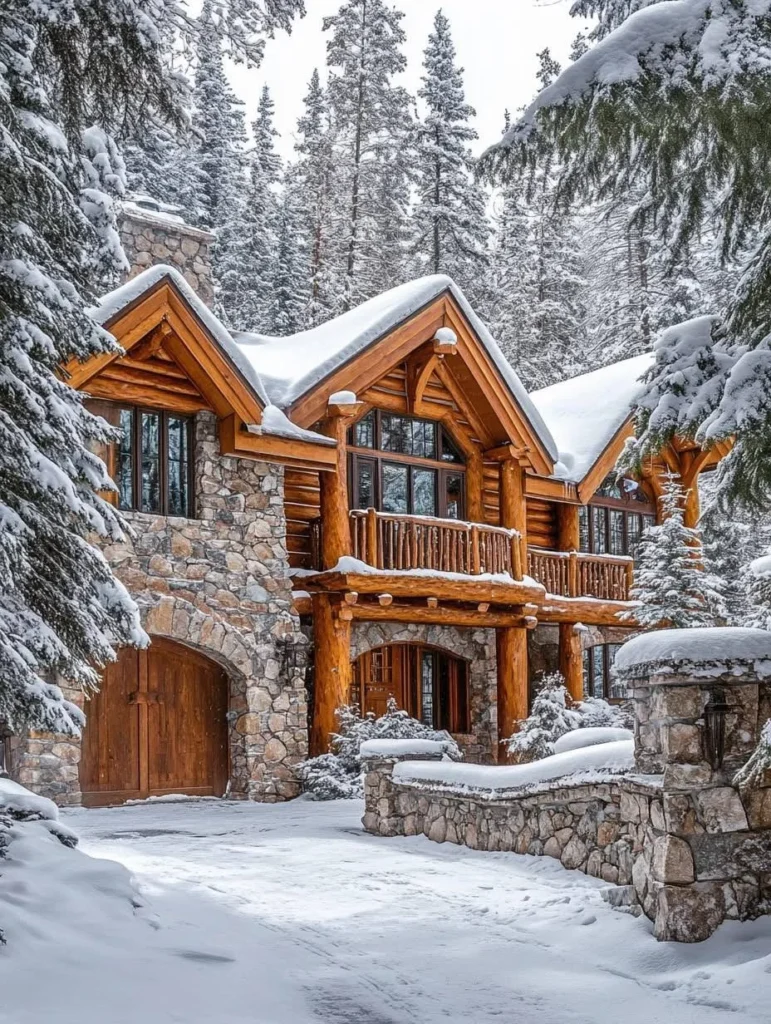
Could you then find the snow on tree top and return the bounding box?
[614,626,771,679]
[530,352,653,482]
[750,554,771,579]
[232,274,559,461]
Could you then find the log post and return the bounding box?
[366,506,379,567]
[310,593,352,756]
[466,451,484,524]
[319,400,362,569]
[470,524,481,575]
[568,550,579,598]
[559,622,584,702]
[496,626,529,762]
[500,456,527,569]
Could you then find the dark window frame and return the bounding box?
[582,643,624,700]
[348,410,466,520]
[116,404,194,518]
[579,476,656,559]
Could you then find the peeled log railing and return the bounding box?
[311,510,522,578]
[527,548,633,602]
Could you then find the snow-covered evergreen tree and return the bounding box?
[217,85,280,330]
[298,699,461,800]
[506,674,581,763]
[569,0,663,40]
[291,69,338,326]
[744,554,771,632]
[323,0,413,310]
[620,476,727,629]
[0,1,196,733]
[268,186,310,334]
[412,10,489,300]
[486,0,771,509]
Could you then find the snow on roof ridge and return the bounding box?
[89,265,271,409]
[232,274,558,462]
[530,351,654,484]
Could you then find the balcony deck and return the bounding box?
[307,509,634,606]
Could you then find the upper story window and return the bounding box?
[115,406,193,518]
[579,474,655,559]
[348,410,465,520]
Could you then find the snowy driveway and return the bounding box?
[6,797,771,1024]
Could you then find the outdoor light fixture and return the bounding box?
[702,686,733,769]
[279,636,306,677]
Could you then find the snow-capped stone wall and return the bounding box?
[13,412,308,804]
[350,622,497,763]
[119,203,215,306]
[364,632,771,943]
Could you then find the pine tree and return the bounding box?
[323,0,413,310]
[485,0,771,509]
[292,69,338,326]
[412,10,489,299]
[268,186,310,334]
[217,85,280,330]
[620,477,727,629]
[0,0,189,733]
[569,0,663,41]
[506,674,581,762]
[744,553,771,632]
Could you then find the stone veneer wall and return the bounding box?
[119,205,215,306]
[350,622,497,763]
[363,659,771,942]
[13,412,308,805]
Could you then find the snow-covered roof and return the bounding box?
[614,626,771,679]
[530,353,653,483]
[232,275,559,461]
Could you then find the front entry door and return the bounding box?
[80,638,228,807]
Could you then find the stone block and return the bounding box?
[662,763,712,791]
[742,786,771,830]
[661,723,702,763]
[653,883,725,943]
[544,837,561,859]
[695,788,749,834]
[650,685,702,720]
[690,830,771,880]
[428,817,446,844]
[651,835,695,884]
[561,835,587,871]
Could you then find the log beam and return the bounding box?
[349,602,529,629]
[310,593,352,756]
[538,597,638,627]
[559,622,584,702]
[496,627,529,762]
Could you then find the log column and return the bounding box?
[498,450,527,573]
[558,622,584,703]
[310,593,352,755]
[496,626,529,762]
[319,399,362,569]
[556,502,580,552]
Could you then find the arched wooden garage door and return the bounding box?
[80,638,228,807]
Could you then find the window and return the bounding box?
[579,474,656,560]
[348,410,466,520]
[582,643,624,699]
[115,406,193,517]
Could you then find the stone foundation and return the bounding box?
[12,412,308,805]
[350,622,497,762]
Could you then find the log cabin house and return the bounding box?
[5,203,729,805]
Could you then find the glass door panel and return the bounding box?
[412,468,437,516]
[382,463,409,513]
[140,411,161,513]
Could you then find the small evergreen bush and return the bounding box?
[298,699,461,800]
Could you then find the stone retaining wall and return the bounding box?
[363,644,771,942]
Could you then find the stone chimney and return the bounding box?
[118,195,215,306]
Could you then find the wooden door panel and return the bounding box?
[147,640,228,797]
[80,648,142,806]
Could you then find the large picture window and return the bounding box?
[579,475,655,559]
[115,406,193,517]
[348,410,465,520]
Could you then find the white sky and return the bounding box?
[228,0,584,160]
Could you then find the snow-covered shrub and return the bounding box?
[298,699,461,800]
[734,719,771,791]
[506,674,581,763]
[576,695,632,730]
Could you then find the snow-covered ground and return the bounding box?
[2,797,771,1024]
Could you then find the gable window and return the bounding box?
[579,474,655,559]
[115,406,193,517]
[348,410,465,520]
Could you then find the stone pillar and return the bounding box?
[616,629,771,942]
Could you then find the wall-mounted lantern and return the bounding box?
[279,636,307,678]
[702,686,734,769]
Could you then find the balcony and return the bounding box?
[527,548,634,602]
[309,510,634,602]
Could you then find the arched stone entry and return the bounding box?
[79,637,228,806]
